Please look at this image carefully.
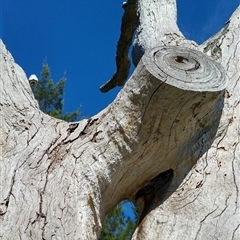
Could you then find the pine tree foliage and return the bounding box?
[32,63,80,122]
[100,201,139,240]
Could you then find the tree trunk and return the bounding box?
[1,1,239,240]
[131,1,240,239]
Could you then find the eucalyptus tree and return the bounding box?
[1,1,239,239]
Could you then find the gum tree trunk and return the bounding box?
[1,1,239,239]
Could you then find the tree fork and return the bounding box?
[1,1,239,239]
[1,39,227,239]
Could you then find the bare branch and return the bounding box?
[100,0,137,93]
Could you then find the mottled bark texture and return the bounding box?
[1,1,239,240]
[132,4,240,240]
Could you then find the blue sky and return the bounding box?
[1,0,239,118]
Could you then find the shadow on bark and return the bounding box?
[133,94,225,225]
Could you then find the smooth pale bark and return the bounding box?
[132,0,198,65]
[132,4,240,240]
[1,1,239,240]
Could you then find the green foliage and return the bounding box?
[100,201,139,240]
[33,62,80,122]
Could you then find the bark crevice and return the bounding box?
[1,4,239,240]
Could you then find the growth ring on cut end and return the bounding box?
[143,46,227,92]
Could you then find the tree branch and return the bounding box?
[0,38,228,238]
[100,0,198,93]
[100,0,137,93]
[132,6,240,239]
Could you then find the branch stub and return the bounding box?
[143,46,227,92]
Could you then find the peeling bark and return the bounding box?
[1,1,239,240]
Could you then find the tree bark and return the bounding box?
[1,1,239,240]
[131,3,240,240]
